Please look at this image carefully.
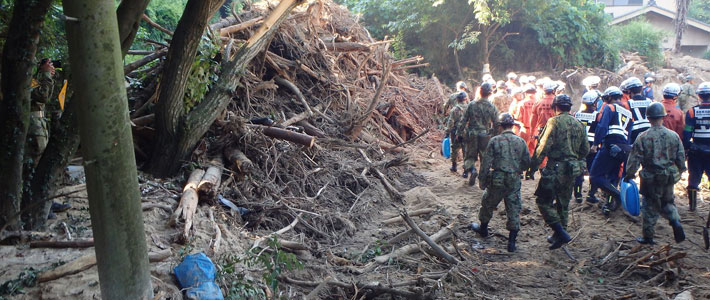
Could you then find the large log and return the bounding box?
[38,249,172,283]
[263,127,315,148]
[198,159,222,202]
[30,239,94,248]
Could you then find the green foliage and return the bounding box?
[0,268,41,298]
[356,240,388,263]
[183,35,222,112]
[613,19,667,69]
[218,236,303,300]
[524,0,620,70]
[690,0,710,24]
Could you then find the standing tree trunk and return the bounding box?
[23,0,157,230]
[63,0,153,298]
[150,0,306,177]
[117,0,153,56]
[150,0,224,177]
[674,0,690,53]
[0,0,53,231]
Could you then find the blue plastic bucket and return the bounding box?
[442,137,451,158]
[620,179,640,216]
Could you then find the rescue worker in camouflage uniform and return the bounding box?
[528,94,589,250]
[492,81,512,113]
[26,58,55,167]
[443,81,469,115]
[446,92,468,173]
[625,102,686,244]
[460,82,499,186]
[679,75,698,112]
[471,113,530,252]
[683,82,710,212]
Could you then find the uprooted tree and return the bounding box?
[149,0,307,177]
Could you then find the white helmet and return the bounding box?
[555,81,566,92]
[662,83,681,97]
[697,82,710,96]
[528,76,537,82]
[507,72,517,80]
[582,76,601,87]
[543,81,558,93]
[519,75,529,85]
[582,90,600,105]
[482,74,493,82]
[645,77,655,83]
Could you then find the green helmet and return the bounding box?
[646,102,667,118]
[497,113,515,126]
[552,94,572,110]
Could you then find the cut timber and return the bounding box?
[169,169,205,242]
[198,159,223,202]
[374,224,453,264]
[324,42,370,52]
[124,49,167,74]
[263,127,315,148]
[29,239,94,248]
[296,120,326,138]
[219,16,264,36]
[382,208,435,225]
[401,210,459,264]
[224,147,254,174]
[38,249,171,283]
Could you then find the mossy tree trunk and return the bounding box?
[0,0,53,231]
[63,0,153,298]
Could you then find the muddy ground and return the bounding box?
[2,143,710,299]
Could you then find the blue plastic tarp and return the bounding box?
[174,253,224,300]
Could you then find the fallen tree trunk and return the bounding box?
[38,249,171,283]
[124,49,167,74]
[141,14,173,36]
[263,127,315,147]
[374,224,453,264]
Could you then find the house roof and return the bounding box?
[609,4,710,33]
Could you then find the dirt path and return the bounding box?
[406,152,710,299]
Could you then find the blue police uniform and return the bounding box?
[574,110,598,200]
[683,102,710,211]
[589,103,634,210]
[628,95,652,144]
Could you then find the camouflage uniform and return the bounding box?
[446,102,466,165]
[626,125,686,240]
[491,90,512,114]
[460,97,499,174]
[679,83,698,112]
[531,113,589,227]
[26,71,54,166]
[478,130,530,231]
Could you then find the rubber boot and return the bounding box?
[688,189,698,212]
[468,168,477,186]
[51,202,71,213]
[462,169,469,178]
[507,230,518,252]
[635,237,655,244]
[450,161,458,173]
[548,222,571,250]
[471,222,489,237]
[574,184,583,203]
[670,220,686,243]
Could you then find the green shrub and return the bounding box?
[703,50,710,60]
[614,19,667,69]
